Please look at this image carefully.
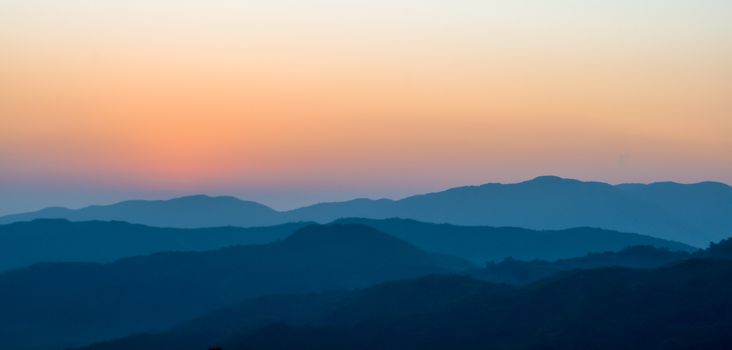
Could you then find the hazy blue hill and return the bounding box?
[2,176,731,245]
[0,224,470,350]
[333,218,694,263]
[471,245,690,285]
[390,176,726,246]
[0,219,309,272]
[287,198,399,223]
[0,218,693,272]
[310,176,732,246]
[0,195,282,228]
[617,181,732,242]
[288,176,700,244]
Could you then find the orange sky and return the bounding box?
[1,0,731,213]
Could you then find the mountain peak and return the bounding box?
[159,195,276,213]
[282,224,405,247]
[526,175,574,184]
[277,224,473,271]
[170,195,243,203]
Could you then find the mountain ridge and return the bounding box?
[0,218,694,272]
[0,223,470,350]
[2,176,731,246]
[75,254,732,350]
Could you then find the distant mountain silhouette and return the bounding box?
[617,181,732,241]
[470,245,690,285]
[0,195,281,228]
[76,257,732,350]
[290,176,732,246]
[0,218,693,272]
[0,224,469,350]
[2,176,730,246]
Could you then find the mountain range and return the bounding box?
[76,240,732,350]
[0,218,693,272]
[2,176,730,246]
[0,220,308,272]
[224,258,732,350]
[1,220,728,350]
[0,224,468,350]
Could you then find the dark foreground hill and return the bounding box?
[78,256,732,350]
[0,224,469,350]
[75,240,732,350]
[77,275,513,350]
[2,176,731,246]
[701,237,732,258]
[231,259,732,350]
[0,218,692,272]
[470,245,691,285]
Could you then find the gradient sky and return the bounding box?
[1,0,731,214]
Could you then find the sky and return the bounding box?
[1,0,731,214]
